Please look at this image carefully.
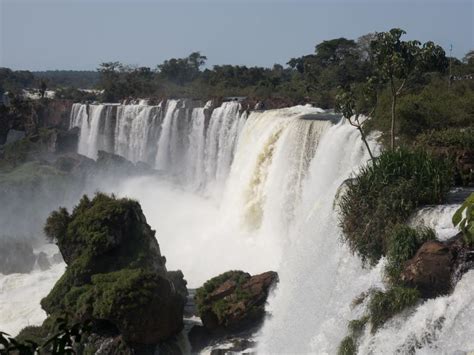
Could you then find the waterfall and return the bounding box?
[70,99,245,189]
[254,116,377,354]
[63,101,474,354]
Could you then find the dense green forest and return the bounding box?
[33,70,100,89]
[1,30,472,107]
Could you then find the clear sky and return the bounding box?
[1,0,472,71]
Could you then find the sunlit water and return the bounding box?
[1,101,471,355]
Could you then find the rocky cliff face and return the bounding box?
[0,98,73,145]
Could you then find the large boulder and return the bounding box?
[401,233,474,298]
[190,270,277,353]
[40,193,186,345]
[195,270,278,332]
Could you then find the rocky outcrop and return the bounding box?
[0,239,36,274]
[96,150,155,176]
[37,99,74,129]
[189,270,277,353]
[401,233,474,298]
[50,127,79,154]
[38,193,186,347]
[196,270,278,332]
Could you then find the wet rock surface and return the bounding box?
[401,233,474,298]
[190,270,278,353]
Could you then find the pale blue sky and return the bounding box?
[1,0,472,70]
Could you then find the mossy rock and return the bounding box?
[195,270,278,332]
[38,193,185,346]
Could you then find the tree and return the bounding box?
[158,52,207,85]
[357,33,377,62]
[462,50,474,65]
[39,79,47,99]
[371,28,447,149]
[97,62,124,101]
[335,83,376,160]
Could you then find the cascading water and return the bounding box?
[255,117,378,354]
[69,99,246,189]
[4,100,471,354]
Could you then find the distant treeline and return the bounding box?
[33,70,100,89]
[0,31,473,110]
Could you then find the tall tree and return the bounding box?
[335,83,376,160]
[371,28,447,149]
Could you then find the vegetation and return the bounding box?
[195,270,252,324]
[33,70,100,89]
[368,287,420,332]
[370,29,448,149]
[41,193,165,315]
[1,318,90,355]
[32,193,187,348]
[339,148,452,264]
[385,225,435,283]
[0,128,59,169]
[335,84,376,160]
[416,127,474,151]
[338,335,357,355]
[0,67,35,95]
[453,193,474,245]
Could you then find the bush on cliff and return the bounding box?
[37,193,185,347]
[339,148,452,264]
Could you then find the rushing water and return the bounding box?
[1,100,470,354]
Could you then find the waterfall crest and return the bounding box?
[70,100,246,189]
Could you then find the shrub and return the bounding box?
[348,316,369,338]
[368,287,420,332]
[368,77,474,141]
[453,192,474,245]
[385,225,435,283]
[416,127,474,151]
[338,335,357,355]
[339,148,452,264]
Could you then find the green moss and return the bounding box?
[195,270,266,327]
[338,335,357,355]
[41,193,166,318]
[368,287,420,332]
[348,316,369,338]
[339,148,452,264]
[385,225,435,284]
[195,270,250,316]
